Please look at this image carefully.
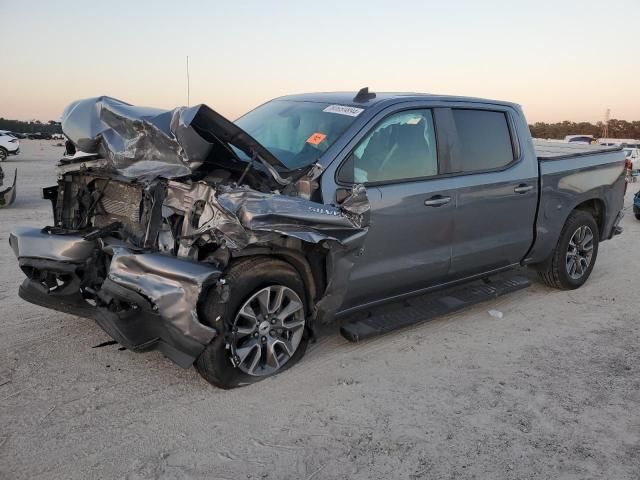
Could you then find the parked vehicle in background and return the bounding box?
[0,131,20,161]
[634,191,640,220]
[10,91,627,388]
[623,147,640,173]
[24,132,52,140]
[598,140,640,178]
[564,134,595,144]
[598,138,640,148]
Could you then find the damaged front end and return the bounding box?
[10,227,220,366]
[11,96,369,367]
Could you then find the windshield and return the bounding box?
[234,100,362,170]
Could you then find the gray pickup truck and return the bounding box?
[10,90,626,388]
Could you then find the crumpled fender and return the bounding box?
[163,182,370,320]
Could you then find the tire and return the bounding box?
[195,256,309,389]
[0,148,7,162]
[635,213,640,221]
[537,210,599,290]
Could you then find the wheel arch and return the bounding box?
[573,198,606,238]
[228,247,327,317]
[529,197,605,269]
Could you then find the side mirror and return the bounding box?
[335,188,352,204]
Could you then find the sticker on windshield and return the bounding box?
[306,132,327,145]
[323,105,364,117]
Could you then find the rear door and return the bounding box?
[332,107,455,310]
[445,107,538,277]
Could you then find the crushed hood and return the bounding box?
[61,96,288,180]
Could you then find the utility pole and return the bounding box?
[602,108,610,138]
[186,56,190,107]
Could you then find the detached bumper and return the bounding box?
[10,227,221,367]
[0,169,17,208]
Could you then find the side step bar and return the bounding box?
[340,275,530,342]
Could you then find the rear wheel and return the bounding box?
[537,210,599,290]
[195,257,309,389]
[0,148,7,161]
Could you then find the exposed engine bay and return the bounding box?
[11,96,369,368]
[50,169,368,262]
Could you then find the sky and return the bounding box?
[1,0,639,123]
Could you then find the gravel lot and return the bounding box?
[1,141,639,479]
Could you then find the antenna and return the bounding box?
[602,108,610,138]
[186,55,190,107]
[353,87,376,103]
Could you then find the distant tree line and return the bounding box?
[529,119,640,140]
[0,118,63,134]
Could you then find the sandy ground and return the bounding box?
[0,141,639,480]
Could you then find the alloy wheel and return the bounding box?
[229,285,305,376]
[566,225,594,280]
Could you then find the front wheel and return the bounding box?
[195,257,309,389]
[0,148,7,162]
[537,210,599,290]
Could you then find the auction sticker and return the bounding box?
[306,132,327,145]
[323,104,364,117]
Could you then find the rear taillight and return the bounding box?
[9,138,17,143]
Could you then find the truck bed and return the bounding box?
[533,139,622,160]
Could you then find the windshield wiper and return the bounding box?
[238,152,291,186]
[256,156,291,186]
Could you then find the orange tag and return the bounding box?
[306,132,327,145]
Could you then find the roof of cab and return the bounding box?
[275,91,520,110]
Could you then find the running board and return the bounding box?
[339,275,531,342]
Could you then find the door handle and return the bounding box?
[424,195,451,207]
[514,184,534,194]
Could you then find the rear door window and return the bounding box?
[338,109,438,184]
[452,109,515,172]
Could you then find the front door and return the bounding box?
[334,108,455,311]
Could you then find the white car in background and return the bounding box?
[0,131,20,161]
[623,147,640,173]
[598,138,640,148]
